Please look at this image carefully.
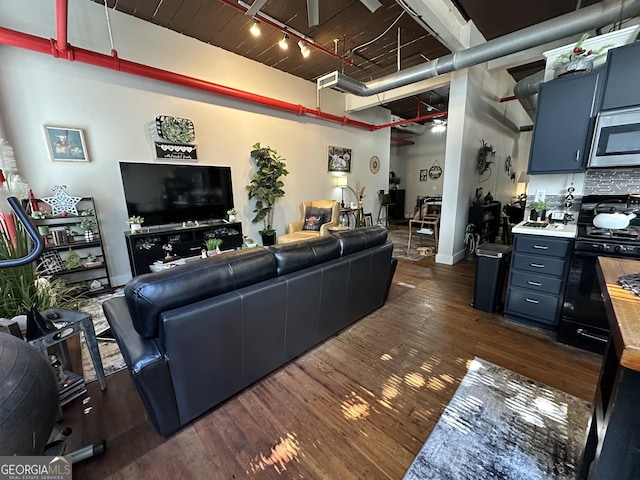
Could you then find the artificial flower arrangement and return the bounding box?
[553,33,612,68]
[126,215,144,225]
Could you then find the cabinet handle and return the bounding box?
[527,281,542,286]
[575,149,580,162]
[533,245,548,250]
[189,246,201,251]
[530,263,545,268]
[525,298,539,304]
[577,328,608,343]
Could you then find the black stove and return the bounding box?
[559,193,640,354]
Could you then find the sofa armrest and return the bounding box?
[288,220,305,233]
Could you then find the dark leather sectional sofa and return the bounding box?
[102,226,396,436]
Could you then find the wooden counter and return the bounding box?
[597,257,640,372]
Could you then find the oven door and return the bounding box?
[558,249,610,353]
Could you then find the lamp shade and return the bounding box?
[337,176,348,187]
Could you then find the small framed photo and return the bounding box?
[327,146,352,173]
[44,126,89,162]
[419,169,428,181]
[364,213,373,227]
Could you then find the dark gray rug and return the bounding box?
[403,358,592,480]
[78,289,126,383]
[387,228,436,261]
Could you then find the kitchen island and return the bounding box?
[579,257,640,479]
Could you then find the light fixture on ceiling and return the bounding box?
[298,40,311,58]
[249,19,261,37]
[279,33,289,50]
[431,119,447,133]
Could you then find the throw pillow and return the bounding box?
[302,207,333,231]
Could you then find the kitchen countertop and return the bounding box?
[511,220,577,238]
[597,257,640,372]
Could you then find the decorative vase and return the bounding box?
[228,214,236,222]
[554,58,593,78]
[84,230,94,241]
[130,223,142,233]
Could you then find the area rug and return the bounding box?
[403,358,592,480]
[387,228,436,261]
[77,289,127,383]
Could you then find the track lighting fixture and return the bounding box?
[249,19,261,37]
[298,40,311,58]
[279,34,289,50]
[431,119,447,133]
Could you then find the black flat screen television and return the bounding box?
[119,162,234,227]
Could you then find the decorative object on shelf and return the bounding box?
[552,33,612,78]
[529,200,548,221]
[79,218,97,241]
[484,191,494,205]
[464,224,480,260]
[247,142,289,246]
[43,126,89,162]
[41,185,82,216]
[65,250,83,269]
[472,187,483,207]
[369,155,380,174]
[227,208,238,222]
[327,145,351,173]
[89,280,102,291]
[162,243,174,260]
[38,251,66,274]
[154,115,197,160]
[389,174,401,190]
[429,160,443,179]
[126,215,144,233]
[564,185,575,209]
[419,169,428,182]
[243,237,258,249]
[476,140,495,182]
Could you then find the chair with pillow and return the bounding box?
[278,200,340,244]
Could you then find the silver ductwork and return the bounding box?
[320,0,640,96]
[513,70,545,120]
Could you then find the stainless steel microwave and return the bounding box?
[588,106,640,168]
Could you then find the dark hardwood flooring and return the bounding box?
[66,255,601,479]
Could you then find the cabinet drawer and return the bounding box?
[514,236,571,257]
[506,288,560,325]
[509,271,563,294]
[512,253,566,277]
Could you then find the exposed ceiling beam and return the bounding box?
[396,0,468,52]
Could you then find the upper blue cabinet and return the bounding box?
[528,70,602,174]
[600,41,640,111]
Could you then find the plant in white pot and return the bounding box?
[246,142,288,246]
[126,215,144,233]
[205,237,223,256]
[227,208,238,222]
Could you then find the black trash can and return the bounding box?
[472,243,512,313]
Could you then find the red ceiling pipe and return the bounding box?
[391,137,415,145]
[0,26,375,131]
[373,111,448,130]
[55,0,68,53]
[217,0,354,67]
[499,95,517,102]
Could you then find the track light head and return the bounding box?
[249,19,261,37]
[279,33,289,50]
[298,40,311,58]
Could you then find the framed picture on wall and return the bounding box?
[419,169,428,181]
[43,126,89,162]
[327,146,352,173]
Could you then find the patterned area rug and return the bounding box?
[387,228,436,261]
[403,358,592,480]
[78,289,127,383]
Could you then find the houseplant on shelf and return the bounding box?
[205,237,223,256]
[126,215,144,233]
[552,33,612,78]
[246,142,289,246]
[226,208,238,222]
[529,200,548,222]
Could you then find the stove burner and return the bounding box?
[586,226,640,241]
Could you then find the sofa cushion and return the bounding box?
[334,225,388,256]
[268,235,340,275]
[124,248,277,338]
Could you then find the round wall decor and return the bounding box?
[429,161,442,179]
[369,155,380,174]
[156,116,195,143]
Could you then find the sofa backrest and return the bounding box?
[124,248,277,338]
[334,225,388,255]
[268,235,340,275]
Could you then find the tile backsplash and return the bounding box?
[584,167,640,194]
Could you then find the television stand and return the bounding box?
[124,221,243,276]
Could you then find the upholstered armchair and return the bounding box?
[278,200,341,244]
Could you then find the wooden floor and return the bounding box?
[68,255,602,479]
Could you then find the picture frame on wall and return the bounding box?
[327,146,352,173]
[44,126,89,162]
[419,169,428,181]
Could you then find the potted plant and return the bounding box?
[126,215,144,233]
[205,237,223,256]
[464,223,480,260]
[227,208,238,222]
[553,33,612,78]
[243,237,258,249]
[246,142,289,246]
[79,218,97,241]
[529,200,548,222]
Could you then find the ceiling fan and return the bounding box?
[245,0,382,27]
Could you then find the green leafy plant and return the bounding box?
[246,142,289,235]
[205,237,223,251]
[227,208,238,216]
[530,200,548,212]
[79,218,97,232]
[126,215,144,225]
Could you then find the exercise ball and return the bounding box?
[0,332,59,455]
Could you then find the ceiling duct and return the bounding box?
[513,70,545,121]
[319,0,640,96]
[390,115,427,134]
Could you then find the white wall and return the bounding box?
[0,0,391,285]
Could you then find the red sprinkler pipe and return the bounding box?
[391,137,415,145]
[0,26,375,131]
[55,0,68,53]
[373,111,448,130]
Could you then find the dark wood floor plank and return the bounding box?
[68,255,601,479]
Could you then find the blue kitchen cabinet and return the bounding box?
[600,41,640,111]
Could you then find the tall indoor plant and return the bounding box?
[246,142,288,246]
